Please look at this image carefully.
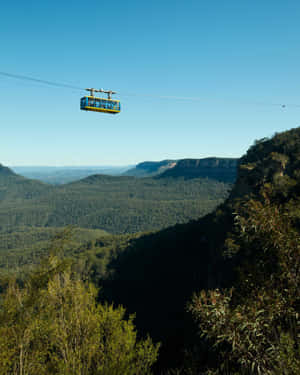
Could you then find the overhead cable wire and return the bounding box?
[0,71,201,100]
[0,71,84,91]
[0,70,292,107]
[118,90,204,101]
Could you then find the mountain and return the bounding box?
[12,165,132,184]
[158,157,238,182]
[0,164,52,202]
[0,163,17,177]
[123,160,177,177]
[96,128,300,371]
[1,128,300,373]
[124,157,239,182]
[0,163,230,234]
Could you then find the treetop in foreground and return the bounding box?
[0,253,159,375]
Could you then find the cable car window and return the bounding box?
[81,89,120,114]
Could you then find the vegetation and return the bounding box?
[186,128,300,374]
[0,248,160,374]
[1,128,300,373]
[0,170,231,245]
[124,158,238,181]
[96,129,300,373]
[0,226,109,272]
[12,166,131,184]
[159,157,238,182]
[42,175,229,233]
[189,196,300,374]
[123,160,177,177]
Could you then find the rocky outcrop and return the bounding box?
[159,157,238,182]
[124,160,177,177]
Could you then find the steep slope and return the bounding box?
[186,129,300,374]
[123,160,177,177]
[2,128,300,372]
[159,157,238,182]
[98,128,300,371]
[0,164,52,200]
[0,164,16,177]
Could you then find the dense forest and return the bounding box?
[0,160,233,269]
[124,157,238,180]
[0,129,299,374]
[0,166,231,236]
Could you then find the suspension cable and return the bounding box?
[0,70,292,107]
[0,71,84,91]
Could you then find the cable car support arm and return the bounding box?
[85,88,117,99]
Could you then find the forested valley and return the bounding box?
[0,129,300,374]
[0,158,234,270]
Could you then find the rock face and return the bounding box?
[159,157,238,182]
[124,160,177,177]
[229,129,300,200]
[124,157,239,182]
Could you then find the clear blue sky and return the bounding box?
[1,0,300,166]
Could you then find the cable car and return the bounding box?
[80,88,121,114]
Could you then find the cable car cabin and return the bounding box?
[80,96,121,114]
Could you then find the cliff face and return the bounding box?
[123,160,177,177]
[230,128,300,201]
[104,128,300,372]
[123,157,239,181]
[159,157,238,182]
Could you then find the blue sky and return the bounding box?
[1,0,300,166]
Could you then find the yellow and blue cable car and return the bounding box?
[80,88,121,114]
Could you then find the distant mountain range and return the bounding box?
[0,163,52,202]
[0,158,235,234]
[11,165,133,184]
[11,157,238,184]
[98,128,300,371]
[2,127,300,373]
[123,160,177,177]
[124,157,238,182]
[158,157,238,182]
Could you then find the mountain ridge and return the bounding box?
[1,128,300,372]
[123,160,177,177]
[124,157,239,181]
[158,157,238,182]
[0,163,17,177]
[98,127,300,371]
[0,161,230,234]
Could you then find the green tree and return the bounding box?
[188,196,300,375]
[0,254,159,374]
